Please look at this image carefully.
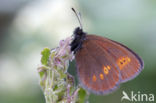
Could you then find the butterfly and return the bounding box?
[70,8,144,94]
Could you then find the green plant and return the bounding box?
[37,36,88,103]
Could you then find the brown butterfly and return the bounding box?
[70,8,144,94]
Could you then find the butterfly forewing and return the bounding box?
[75,37,121,94]
[86,35,144,83]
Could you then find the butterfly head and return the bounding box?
[74,27,86,37]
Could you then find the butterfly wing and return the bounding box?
[86,35,144,83]
[75,36,121,94]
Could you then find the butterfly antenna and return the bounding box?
[71,8,83,30]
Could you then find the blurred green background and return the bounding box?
[0,0,156,103]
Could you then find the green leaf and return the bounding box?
[39,70,45,78]
[37,66,49,90]
[41,48,51,66]
[38,66,49,78]
[77,88,87,103]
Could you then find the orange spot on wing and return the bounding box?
[103,66,109,75]
[127,57,131,62]
[92,75,97,82]
[99,73,104,80]
[117,56,131,70]
[107,66,111,70]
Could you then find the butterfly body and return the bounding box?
[71,27,86,54]
[70,27,144,95]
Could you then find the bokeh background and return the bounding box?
[0,0,156,103]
